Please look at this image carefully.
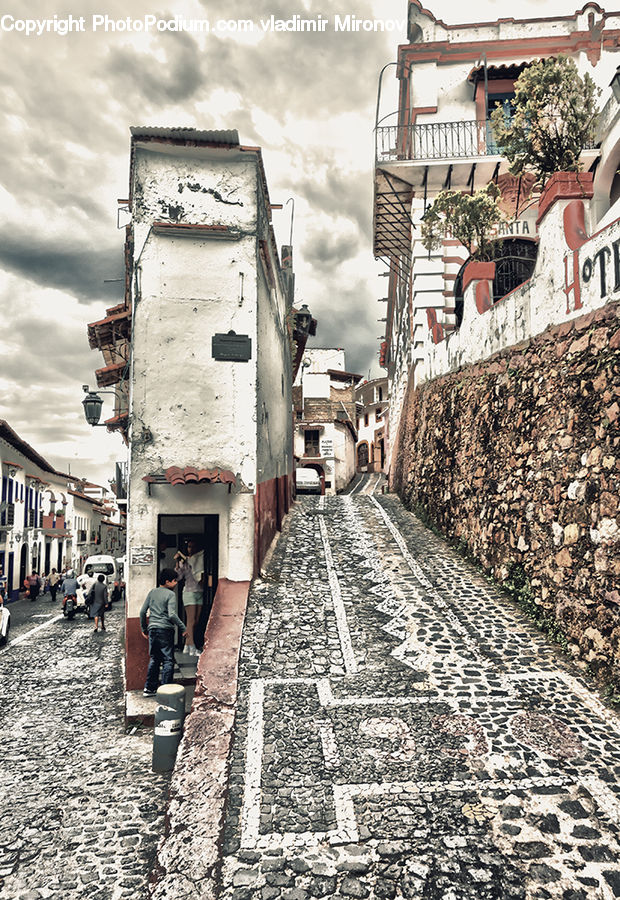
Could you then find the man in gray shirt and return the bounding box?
[140,568,188,697]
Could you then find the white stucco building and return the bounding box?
[0,421,125,597]
[355,376,388,472]
[374,1,620,473]
[293,348,360,494]
[113,128,298,692]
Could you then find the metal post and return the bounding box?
[152,684,186,772]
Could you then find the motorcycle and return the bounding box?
[63,593,77,620]
[0,605,10,646]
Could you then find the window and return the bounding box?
[453,238,538,325]
[304,429,320,456]
[376,408,382,418]
[378,387,383,402]
[364,413,369,427]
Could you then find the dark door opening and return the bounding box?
[7,552,14,601]
[157,514,219,651]
[19,544,28,591]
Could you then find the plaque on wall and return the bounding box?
[212,331,252,361]
[130,546,156,566]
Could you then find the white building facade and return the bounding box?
[374,1,620,473]
[0,421,125,597]
[355,376,388,472]
[293,348,360,494]
[120,128,295,692]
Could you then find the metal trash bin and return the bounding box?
[152,684,186,772]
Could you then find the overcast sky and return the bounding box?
[0,0,571,484]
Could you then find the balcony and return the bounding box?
[373,117,599,263]
[376,120,500,164]
[375,120,598,181]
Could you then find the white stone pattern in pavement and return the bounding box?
[220,495,620,900]
[0,604,170,900]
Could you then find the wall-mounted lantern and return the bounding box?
[611,66,620,102]
[82,386,105,426]
[295,304,312,334]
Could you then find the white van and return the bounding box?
[295,467,321,495]
[82,554,118,588]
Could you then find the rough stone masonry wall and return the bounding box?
[392,300,620,681]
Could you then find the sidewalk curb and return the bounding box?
[149,579,250,900]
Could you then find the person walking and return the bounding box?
[88,574,108,633]
[48,568,60,602]
[26,572,41,602]
[140,568,188,697]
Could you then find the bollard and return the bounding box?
[152,684,186,772]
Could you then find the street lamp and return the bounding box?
[82,385,118,427]
[611,65,620,102]
[295,304,313,334]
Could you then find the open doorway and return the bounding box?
[157,514,218,650]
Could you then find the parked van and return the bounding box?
[295,467,321,495]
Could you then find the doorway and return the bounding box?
[157,514,219,650]
[19,544,28,590]
[7,552,14,601]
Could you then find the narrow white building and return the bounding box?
[120,128,297,692]
[293,348,360,494]
[355,376,388,472]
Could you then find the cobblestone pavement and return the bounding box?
[220,493,620,900]
[0,598,170,900]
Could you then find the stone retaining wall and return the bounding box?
[392,299,620,681]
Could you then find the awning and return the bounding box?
[143,466,237,494]
[95,361,127,388]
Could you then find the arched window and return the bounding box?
[453,238,538,326]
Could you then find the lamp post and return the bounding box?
[285,197,295,247]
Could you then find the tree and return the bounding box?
[420,183,504,261]
[490,55,600,181]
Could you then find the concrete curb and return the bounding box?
[149,579,250,900]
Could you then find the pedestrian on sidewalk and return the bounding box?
[48,569,60,602]
[140,568,188,697]
[0,565,7,604]
[89,574,108,633]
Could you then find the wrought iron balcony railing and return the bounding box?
[376,120,506,163]
[376,119,596,164]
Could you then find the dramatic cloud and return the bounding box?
[0,0,559,480]
[0,230,122,302]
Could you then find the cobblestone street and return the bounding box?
[220,493,620,900]
[0,599,170,900]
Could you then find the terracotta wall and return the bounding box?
[392,300,620,680]
[254,473,292,575]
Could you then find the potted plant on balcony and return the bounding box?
[54,509,65,529]
[421,182,505,262]
[490,55,599,186]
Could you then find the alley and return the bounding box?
[0,598,169,900]
[220,494,620,900]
